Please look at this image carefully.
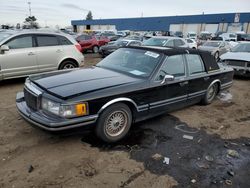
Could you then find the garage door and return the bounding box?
[183,24,199,36]
[205,24,218,33]
[227,23,243,33]
[170,24,181,32]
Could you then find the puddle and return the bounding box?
[81,114,250,187]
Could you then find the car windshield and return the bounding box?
[143,38,169,47]
[231,43,250,52]
[97,48,162,78]
[189,34,196,37]
[0,32,12,42]
[203,41,221,47]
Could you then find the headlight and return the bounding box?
[41,98,88,118]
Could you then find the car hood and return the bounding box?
[220,52,250,62]
[198,46,217,52]
[30,67,142,99]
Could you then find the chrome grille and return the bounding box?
[24,88,38,110]
[226,60,246,67]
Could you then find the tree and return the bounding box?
[86,11,93,20]
[24,16,39,29]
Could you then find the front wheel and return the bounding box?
[92,46,99,53]
[95,103,132,143]
[202,83,219,105]
[59,60,77,70]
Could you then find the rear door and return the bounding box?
[35,34,63,72]
[185,54,210,104]
[0,34,38,79]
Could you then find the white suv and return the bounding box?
[0,30,84,80]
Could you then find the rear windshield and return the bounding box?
[231,43,250,52]
[203,41,221,47]
[143,38,169,47]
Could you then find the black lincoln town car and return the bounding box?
[16,46,234,142]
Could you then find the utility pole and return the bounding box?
[28,2,32,16]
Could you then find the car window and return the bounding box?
[186,54,205,75]
[156,55,185,80]
[187,39,193,43]
[36,35,59,47]
[85,35,92,40]
[174,39,185,47]
[6,36,33,49]
[165,39,174,47]
[58,36,73,45]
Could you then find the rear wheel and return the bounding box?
[59,60,77,70]
[95,103,132,143]
[92,46,99,53]
[202,83,219,105]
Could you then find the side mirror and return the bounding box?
[161,74,174,84]
[0,45,9,52]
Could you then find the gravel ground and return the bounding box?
[0,54,249,188]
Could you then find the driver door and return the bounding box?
[148,55,188,114]
[0,34,38,79]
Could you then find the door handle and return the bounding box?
[56,49,62,53]
[28,52,35,56]
[179,81,188,87]
[204,76,210,81]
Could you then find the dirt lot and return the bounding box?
[0,54,249,188]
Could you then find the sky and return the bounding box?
[0,0,250,28]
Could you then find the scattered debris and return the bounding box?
[225,179,233,185]
[227,169,235,177]
[217,92,233,102]
[151,153,163,161]
[183,135,194,140]
[191,179,196,183]
[58,175,64,179]
[205,155,214,162]
[84,169,97,177]
[163,157,170,165]
[175,124,199,134]
[28,165,34,173]
[120,170,145,187]
[196,161,209,169]
[227,149,239,158]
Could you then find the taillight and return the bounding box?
[75,44,82,52]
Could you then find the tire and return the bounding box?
[59,60,77,70]
[214,51,219,62]
[202,83,219,105]
[95,103,132,143]
[92,46,99,53]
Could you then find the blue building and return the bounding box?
[71,12,250,35]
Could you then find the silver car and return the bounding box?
[198,41,231,61]
[143,36,189,48]
[0,30,84,80]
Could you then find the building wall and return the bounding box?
[71,13,250,34]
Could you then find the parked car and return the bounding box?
[0,30,84,80]
[95,36,110,46]
[101,33,121,41]
[185,38,197,49]
[236,34,250,41]
[174,31,183,38]
[99,39,142,57]
[143,36,188,48]
[117,31,127,37]
[16,46,234,142]
[125,35,144,41]
[220,42,250,77]
[199,31,212,40]
[198,41,231,61]
[76,34,100,53]
[219,33,237,41]
[187,32,197,39]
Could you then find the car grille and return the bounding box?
[24,88,39,110]
[226,60,246,67]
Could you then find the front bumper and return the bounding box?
[231,66,250,77]
[16,92,98,131]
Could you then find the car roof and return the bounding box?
[150,36,184,40]
[2,29,70,37]
[123,46,220,72]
